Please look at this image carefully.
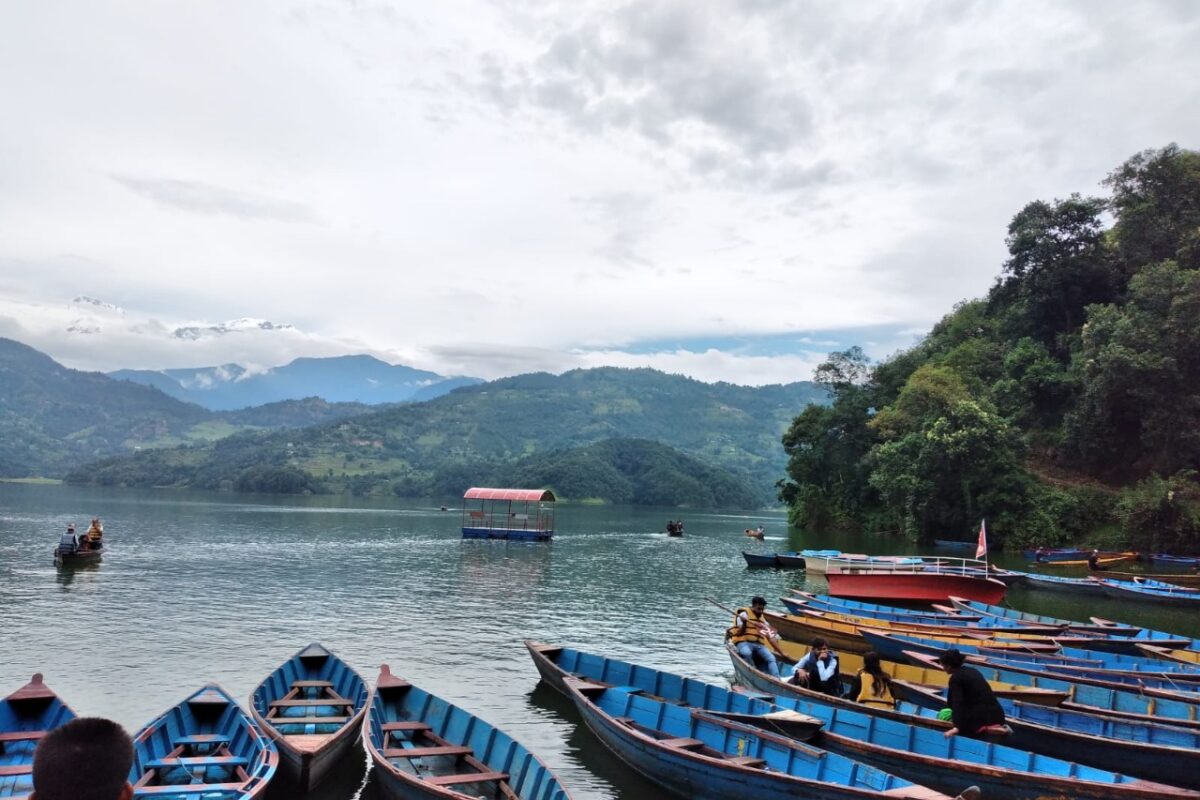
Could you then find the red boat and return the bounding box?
[825,565,1007,604]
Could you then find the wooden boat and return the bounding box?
[1,674,77,799]
[1136,577,1200,592]
[53,534,103,567]
[1011,571,1109,596]
[899,650,1200,729]
[1095,578,1200,607]
[364,665,570,800]
[561,675,954,800]
[1033,554,1134,568]
[789,591,984,623]
[1138,645,1200,667]
[535,643,1189,800]
[1093,569,1200,587]
[742,551,779,567]
[743,529,765,539]
[782,603,1073,639]
[1144,553,1200,568]
[130,684,278,799]
[893,680,1200,791]
[801,551,924,576]
[759,639,1068,706]
[932,539,976,550]
[249,643,367,791]
[776,553,807,569]
[1022,548,1090,562]
[825,566,1006,604]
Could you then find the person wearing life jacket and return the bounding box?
[84,518,104,549]
[728,596,780,676]
[854,651,895,708]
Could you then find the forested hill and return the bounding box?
[69,367,828,505]
[0,337,382,477]
[779,144,1200,552]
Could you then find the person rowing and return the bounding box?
[727,596,781,677]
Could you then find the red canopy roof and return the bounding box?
[463,487,556,502]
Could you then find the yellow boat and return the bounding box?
[1136,644,1200,666]
[770,639,1068,706]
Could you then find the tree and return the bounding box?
[1105,144,1200,272]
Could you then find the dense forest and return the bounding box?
[779,145,1200,552]
[68,368,826,505]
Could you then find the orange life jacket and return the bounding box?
[728,607,769,645]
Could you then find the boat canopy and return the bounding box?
[463,487,556,502]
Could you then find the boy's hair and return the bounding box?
[33,718,134,800]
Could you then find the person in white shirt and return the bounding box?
[787,637,841,696]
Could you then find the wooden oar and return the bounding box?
[707,597,788,659]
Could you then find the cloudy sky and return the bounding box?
[1,1,1197,384]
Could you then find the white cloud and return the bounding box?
[0,1,1196,385]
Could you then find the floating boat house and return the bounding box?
[460,487,556,541]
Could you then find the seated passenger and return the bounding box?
[728,596,780,677]
[788,637,841,696]
[85,518,104,549]
[854,651,895,708]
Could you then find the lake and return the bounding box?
[2,483,1197,799]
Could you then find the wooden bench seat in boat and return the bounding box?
[270,698,354,708]
[381,721,432,732]
[0,730,45,742]
[658,737,704,749]
[382,745,473,759]
[144,756,250,769]
[172,734,230,747]
[132,783,248,795]
[276,715,352,725]
[728,756,766,767]
[290,680,334,688]
[425,771,509,786]
[0,765,33,777]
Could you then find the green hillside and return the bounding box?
[779,144,1200,551]
[68,367,828,504]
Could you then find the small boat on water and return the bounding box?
[53,532,103,567]
[743,528,764,539]
[1144,553,1200,568]
[1012,570,1110,596]
[789,591,984,623]
[531,642,1194,800]
[560,675,955,800]
[824,562,1007,604]
[742,552,805,569]
[249,643,367,791]
[1,674,77,799]
[1095,578,1200,607]
[945,597,1195,648]
[364,665,570,800]
[1022,548,1091,562]
[130,684,278,799]
[801,551,924,576]
[1093,569,1200,588]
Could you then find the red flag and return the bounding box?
[976,519,988,559]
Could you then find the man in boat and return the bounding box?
[935,648,1010,739]
[84,518,104,550]
[31,717,134,800]
[1087,549,1107,571]
[728,596,780,676]
[787,637,841,696]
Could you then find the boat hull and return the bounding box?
[825,572,1005,604]
[53,548,102,566]
[742,552,779,568]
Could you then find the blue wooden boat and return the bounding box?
[1,674,77,799]
[943,597,1142,634]
[790,592,985,623]
[561,677,956,800]
[893,680,1200,790]
[894,647,1200,729]
[249,643,367,792]
[776,553,807,569]
[1136,577,1200,591]
[533,641,1196,798]
[726,641,1200,792]
[742,551,780,568]
[1013,570,1110,595]
[1022,548,1090,562]
[364,665,570,800]
[933,539,976,550]
[1145,553,1200,567]
[1096,578,1200,607]
[130,684,278,799]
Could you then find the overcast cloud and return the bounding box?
[1,1,1196,384]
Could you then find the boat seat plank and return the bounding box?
[290,680,334,688]
[381,721,432,732]
[132,783,249,795]
[145,756,250,769]
[382,745,473,759]
[614,717,636,726]
[658,737,704,749]
[172,735,230,746]
[269,698,353,708]
[728,756,766,767]
[274,715,351,724]
[0,731,45,743]
[0,765,33,777]
[425,771,509,787]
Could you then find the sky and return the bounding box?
[1,1,1197,385]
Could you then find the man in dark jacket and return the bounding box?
[936,648,1009,738]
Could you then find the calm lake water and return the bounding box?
[2,483,1198,799]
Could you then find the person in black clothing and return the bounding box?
[1087,549,1106,571]
[936,648,1007,738]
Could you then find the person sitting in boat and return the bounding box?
[853,651,895,708]
[728,596,780,677]
[1087,549,1106,571]
[58,529,78,554]
[755,525,765,536]
[32,717,135,800]
[935,648,1010,739]
[787,637,841,696]
[84,518,104,550]
[1034,546,1047,563]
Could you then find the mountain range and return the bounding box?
[109,355,480,410]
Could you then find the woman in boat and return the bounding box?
[936,648,1008,738]
[853,651,895,708]
[84,518,104,550]
[787,637,841,696]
